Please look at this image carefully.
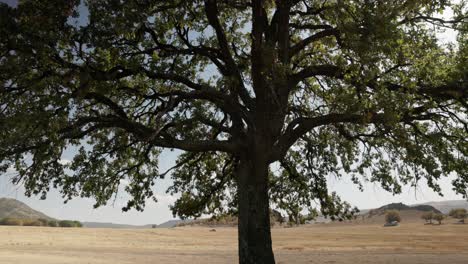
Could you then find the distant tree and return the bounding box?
[47,220,59,227]
[152,224,157,229]
[0,218,23,226]
[449,208,467,224]
[1,1,466,263]
[421,211,434,224]
[58,220,74,227]
[385,210,401,224]
[22,219,42,226]
[59,220,82,228]
[37,218,49,226]
[433,214,445,225]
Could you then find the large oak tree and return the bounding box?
[1,1,467,263]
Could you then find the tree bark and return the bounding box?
[237,155,275,264]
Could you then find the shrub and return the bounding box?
[59,220,76,227]
[38,218,48,226]
[47,220,58,227]
[449,208,467,224]
[433,214,445,225]
[421,211,434,224]
[22,219,42,226]
[58,220,83,227]
[385,210,401,224]
[0,218,23,226]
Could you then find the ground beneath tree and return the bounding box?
[1,222,467,263]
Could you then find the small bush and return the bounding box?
[385,210,401,224]
[421,212,434,224]
[59,220,82,227]
[73,221,83,227]
[38,218,49,226]
[0,218,23,226]
[47,220,59,227]
[433,214,445,225]
[0,218,81,228]
[59,220,75,227]
[22,219,42,226]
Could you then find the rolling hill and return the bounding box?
[367,202,442,216]
[418,200,468,214]
[2,197,466,228]
[157,219,194,228]
[82,219,192,228]
[353,202,447,224]
[82,222,144,229]
[0,197,54,220]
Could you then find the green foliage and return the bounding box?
[58,220,83,228]
[385,210,401,223]
[0,1,466,260]
[271,143,360,222]
[22,219,42,226]
[47,220,59,227]
[0,218,23,226]
[0,217,80,227]
[37,218,49,226]
[168,152,237,219]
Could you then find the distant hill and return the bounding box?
[0,197,54,220]
[82,220,189,229]
[352,202,443,224]
[367,202,442,217]
[418,200,468,214]
[157,219,194,228]
[82,222,145,229]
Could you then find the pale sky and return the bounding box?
[0,0,465,225]
[0,153,463,225]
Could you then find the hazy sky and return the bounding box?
[0,0,465,225]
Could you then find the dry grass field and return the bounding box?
[1,222,468,264]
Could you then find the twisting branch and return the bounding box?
[204,0,254,108]
[270,110,443,162]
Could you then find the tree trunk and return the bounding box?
[237,156,275,264]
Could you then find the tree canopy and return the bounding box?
[449,208,467,223]
[0,0,467,263]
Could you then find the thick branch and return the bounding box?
[204,0,253,108]
[275,0,291,64]
[289,64,343,86]
[251,0,267,97]
[61,115,239,153]
[270,111,441,162]
[289,28,340,58]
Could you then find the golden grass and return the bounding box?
[1,221,468,263]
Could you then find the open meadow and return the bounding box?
[1,222,468,264]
